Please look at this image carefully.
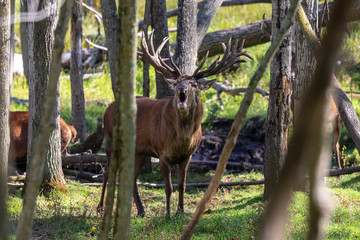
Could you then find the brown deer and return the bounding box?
[97,33,252,217]
[9,111,77,166]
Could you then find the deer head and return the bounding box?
[138,32,253,114]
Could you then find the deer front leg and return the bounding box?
[133,154,147,217]
[160,159,172,216]
[177,157,190,213]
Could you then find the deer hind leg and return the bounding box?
[333,115,342,169]
[133,154,147,217]
[177,157,190,213]
[97,138,112,216]
[160,159,172,216]
[97,157,109,216]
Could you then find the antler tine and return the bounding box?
[138,31,181,78]
[168,44,182,76]
[193,50,209,77]
[192,38,253,79]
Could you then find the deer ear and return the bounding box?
[164,78,177,88]
[197,78,216,91]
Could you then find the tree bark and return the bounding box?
[9,0,15,91]
[263,0,292,201]
[113,0,137,232]
[24,0,64,196]
[71,0,88,142]
[151,0,173,98]
[174,0,198,75]
[16,1,73,239]
[98,0,137,239]
[100,0,117,95]
[0,0,11,238]
[20,1,29,82]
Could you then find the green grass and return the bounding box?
[7,172,360,239]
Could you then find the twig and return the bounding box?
[85,38,108,52]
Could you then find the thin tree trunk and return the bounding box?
[142,0,151,98]
[0,0,11,238]
[100,0,117,95]
[71,0,87,142]
[20,1,29,82]
[180,0,301,238]
[257,2,353,239]
[151,0,173,98]
[9,0,15,91]
[112,0,137,237]
[263,0,292,201]
[16,1,73,239]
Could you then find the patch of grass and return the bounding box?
[8,173,360,239]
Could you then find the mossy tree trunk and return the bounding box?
[0,0,11,238]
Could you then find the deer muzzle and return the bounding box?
[177,89,188,109]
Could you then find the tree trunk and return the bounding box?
[263,0,292,201]
[196,0,224,48]
[293,0,318,123]
[25,0,64,195]
[0,0,11,238]
[100,0,117,95]
[16,1,73,239]
[103,0,137,239]
[9,0,15,91]
[174,0,198,75]
[20,1,29,83]
[142,0,153,173]
[151,0,173,98]
[293,0,318,191]
[71,0,87,142]
[142,0,151,98]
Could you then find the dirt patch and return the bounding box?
[192,116,266,171]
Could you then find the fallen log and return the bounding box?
[328,166,360,177]
[62,169,103,183]
[137,180,265,188]
[62,153,107,165]
[138,0,272,30]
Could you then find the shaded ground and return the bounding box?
[192,116,266,171]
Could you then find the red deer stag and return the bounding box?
[97,33,252,217]
[9,111,77,166]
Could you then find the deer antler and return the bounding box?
[138,32,182,78]
[192,38,253,80]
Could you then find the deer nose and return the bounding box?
[178,85,188,93]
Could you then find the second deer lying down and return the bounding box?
[9,111,77,167]
[97,33,252,217]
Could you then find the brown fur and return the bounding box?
[98,78,215,217]
[292,95,342,168]
[9,111,77,164]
